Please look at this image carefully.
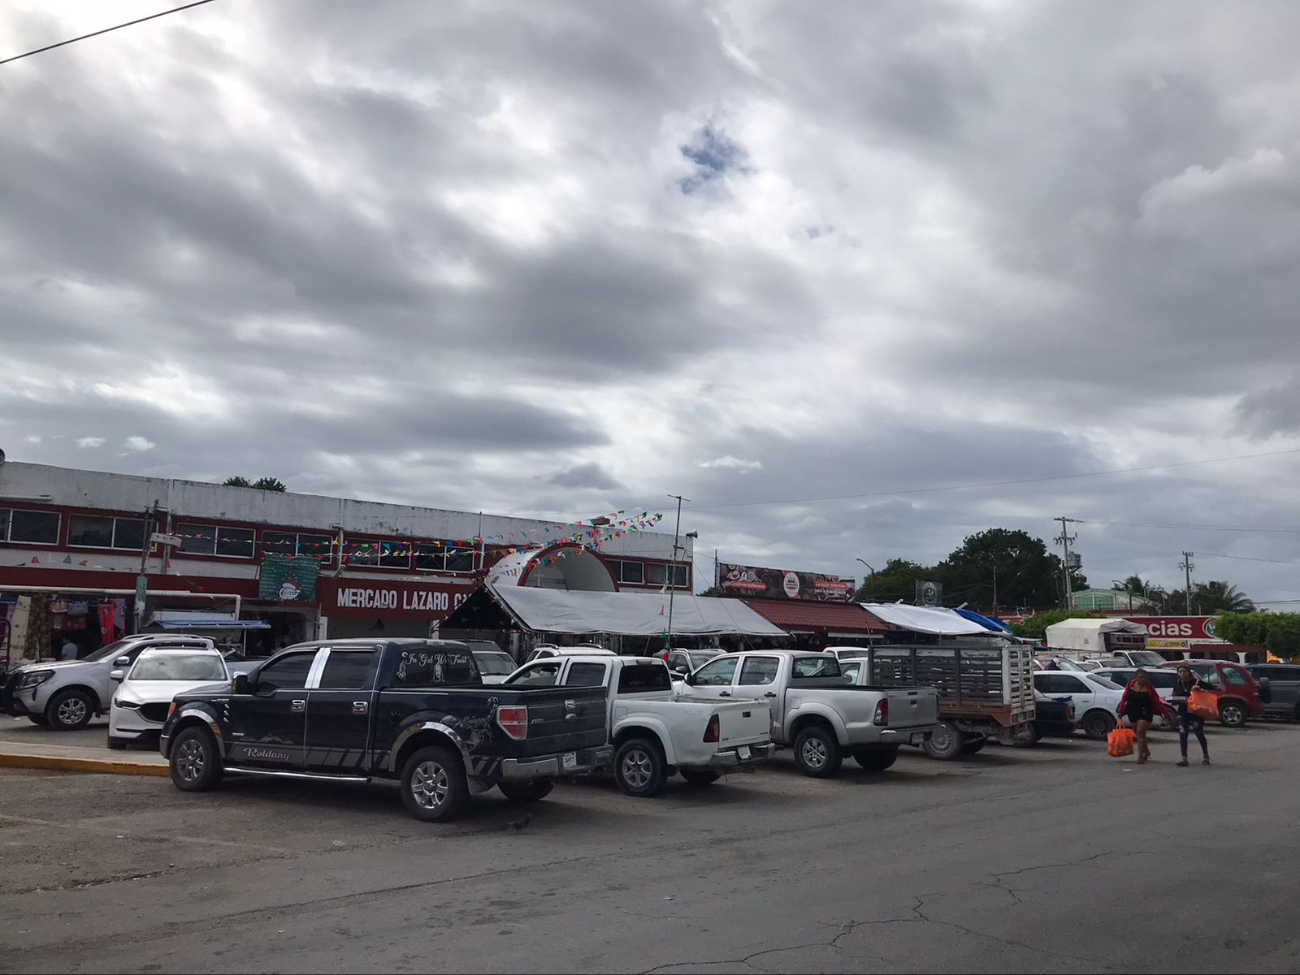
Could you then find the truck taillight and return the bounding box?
[496,706,528,740]
[873,699,889,727]
[703,714,720,743]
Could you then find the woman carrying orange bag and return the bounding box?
[1169,665,1212,767]
[1116,669,1174,764]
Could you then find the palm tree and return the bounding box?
[1193,580,1255,614]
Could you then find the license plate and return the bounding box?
[910,733,925,746]
[738,745,751,760]
[562,751,578,770]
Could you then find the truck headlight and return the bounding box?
[17,670,55,690]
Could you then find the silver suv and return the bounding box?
[2,634,215,730]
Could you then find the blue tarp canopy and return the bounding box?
[954,608,1011,633]
[149,619,271,630]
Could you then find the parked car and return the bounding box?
[1032,671,1136,739]
[159,639,612,822]
[109,647,230,750]
[525,645,616,662]
[1093,668,1179,703]
[1158,660,1267,728]
[1099,649,1171,669]
[471,649,518,685]
[2,634,216,730]
[1025,692,1076,744]
[833,644,1035,759]
[504,654,772,796]
[822,647,874,662]
[678,650,939,777]
[664,648,726,678]
[1247,664,1300,721]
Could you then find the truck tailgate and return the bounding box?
[712,699,771,746]
[884,687,939,729]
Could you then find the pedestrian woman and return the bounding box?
[1169,665,1211,767]
[1116,669,1174,764]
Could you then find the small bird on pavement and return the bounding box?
[505,814,531,831]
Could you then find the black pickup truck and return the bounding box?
[158,638,611,821]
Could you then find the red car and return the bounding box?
[1159,659,1267,728]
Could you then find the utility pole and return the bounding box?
[1054,517,1080,610]
[664,494,690,653]
[1179,551,1194,615]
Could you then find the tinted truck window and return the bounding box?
[792,656,841,679]
[392,648,479,687]
[617,663,672,693]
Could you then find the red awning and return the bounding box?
[741,598,886,636]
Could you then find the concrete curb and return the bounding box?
[0,752,170,777]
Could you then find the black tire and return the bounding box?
[613,737,667,797]
[26,714,48,727]
[168,726,224,793]
[46,689,94,731]
[1219,700,1247,729]
[1081,710,1116,741]
[960,737,987,755]
[679,769,721,785]
[401,745,469,822]
[1023,723,1043,746]
[792,724,842,778]
[853,748,898,771]
[107,735,129,751]
[498,780,554,803]
[922,721,963,761]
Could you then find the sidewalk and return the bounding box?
[0,718,168,777]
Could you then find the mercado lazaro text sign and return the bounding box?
[317,578,473,619]
[717,562,856,602]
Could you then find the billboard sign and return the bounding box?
[717,562,855,602]
[916,581,943,607]
[1123,616,1220,642]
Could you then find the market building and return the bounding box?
[0,455,689,666]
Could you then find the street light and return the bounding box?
[855,558,876,575]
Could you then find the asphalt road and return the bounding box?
[1,722,1297,974]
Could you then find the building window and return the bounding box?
[415,543,477,573]
[0,508,60,545]
[68,515,146,550]
[607,560,645,585]
[645,563,689,588]
[178,523,255,558]
[263,530,334,563]
[343,538,411,568]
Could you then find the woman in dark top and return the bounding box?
[1169,665,1211,767]
[1117,669,1173,764]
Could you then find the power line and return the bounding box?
[1197,552,1300,566]
[1082,520,1300,535]
[683,446,1300,511]
[0,0,216,67]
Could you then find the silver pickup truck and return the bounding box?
[676,650,939,777]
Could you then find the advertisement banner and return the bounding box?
[259,555,321,603]
[1123,616,1220,641]
[717,562,855,602]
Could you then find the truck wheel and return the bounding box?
[1081,711,1115,740]
[793,725,842,778]
[401,745,469,822]
[169,727,224,793]
[46,689,94,731]
[27,715,48,727]
[614,737,667,797]
[1218,700,1247,728]
[959,737,987,755]
[853,748,898,771]
[679,770,721,786]
[1022,724,1042,746]
[498,780,554,803]
[922,721,963,761]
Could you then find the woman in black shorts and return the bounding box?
[1117,669,1173,764]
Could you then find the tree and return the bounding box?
[855,559,934,603]
[1266,615,1300,659]
[223,476,251,487]
[1192,580,1254,614]
[939,528,1068,611]
[251,477,287,492]
[1009,610,1107,642]
[1212,612,1269,647]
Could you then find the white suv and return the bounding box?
[109,647,230,750]
[2,634,215,731]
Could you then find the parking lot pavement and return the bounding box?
[1,723,1297,974]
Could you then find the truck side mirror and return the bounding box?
[683,671,695,686]
[114,656,131,667]
[232,673,252,695]
[109,670,125,682]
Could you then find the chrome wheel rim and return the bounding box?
[621,748,653,788]
[176,739,205,782]
[801,737,828,769]
[57,697,88,726]
[411,761,450,809]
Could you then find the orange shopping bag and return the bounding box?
[1189,688,1219,720]
[1107,722,1135,757]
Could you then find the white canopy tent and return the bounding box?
[486,584,787,637]
[859,603,996,637]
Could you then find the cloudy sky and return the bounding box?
[4,1,1300,605]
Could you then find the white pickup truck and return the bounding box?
[676,650,940,777]
[504,654,774,797]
